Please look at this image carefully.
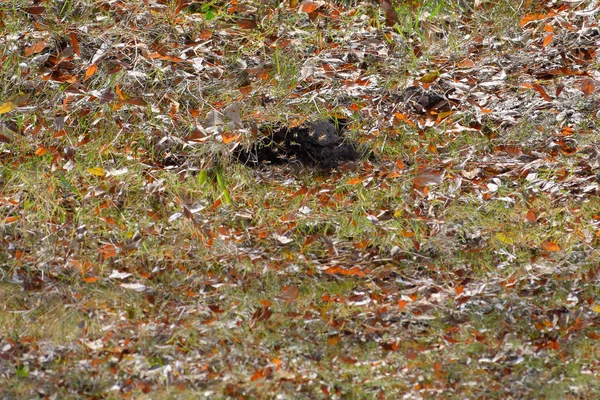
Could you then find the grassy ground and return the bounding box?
[1,0,600,398]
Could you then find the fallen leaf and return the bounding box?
[25,40,47,57]
[346,177,363,185]
[542,33,553,47]
[526,209,537,223]
[520,13,545,26]
[69,32,80,56]
[0,101,16,114]
[87,167,106,177]
[379,0,400,26]
[25,6,45,15]
[580,78,595,97]
[85,63,98,81]
[420,71,440,84]
[298,1,319,13]
[394,112,416,128]
[531,83,552,102]
[327,334,340,345]
[237,19,257,29]
[276,285,300,303]
[251,366,272,381]
[119,282,147,292]
[398,300,408,311]
[222,132,240,144]
[413,170,444,188]
[540,241,560,252]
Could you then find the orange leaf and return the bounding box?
[115,84,124,100]
[526,209,537,223]
[346,177,363,185]
[324,266,367,277]
[250,367,272,381]
[394,112,416,128]
[327,335,340,345]
[520,13,545,26]
[540,241,561,252]
[35,147,48,156]
[4,216,19,223]
[25,40,47,57]
[222,132,240,144]
[83,276,100,283]
[298,1,319,13]
[542,33,553,47]
[398,300,408,311]
[85,64,98,81]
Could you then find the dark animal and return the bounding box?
[234,119,362,169]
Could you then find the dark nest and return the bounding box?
[233,119,365,169]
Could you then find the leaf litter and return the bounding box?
[0,0,600,398]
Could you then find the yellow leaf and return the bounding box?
[0,102,16,114]
[419,71,440,84]
[592,305,600,313]
[87,167,105,177]
[495,233,515,244]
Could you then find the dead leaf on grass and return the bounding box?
[276,285,300,303]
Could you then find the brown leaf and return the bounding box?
[379,0,400,27]
[237,19,257,29]
[413,169,444,188]
[276,285,300,303]
[25,6,45,15]
[531,83,552,102]
[69,33,80,56]
[580,78,595,97]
